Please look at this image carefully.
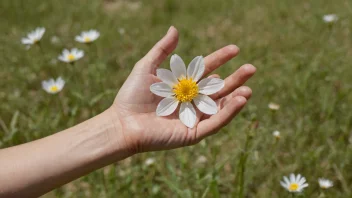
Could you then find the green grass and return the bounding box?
[1,0,352,197]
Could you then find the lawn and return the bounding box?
[0,0,351,197]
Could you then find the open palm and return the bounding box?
[111,27,256,153]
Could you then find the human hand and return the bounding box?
[109,26,256,154]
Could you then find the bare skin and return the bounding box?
[0,26,256,197]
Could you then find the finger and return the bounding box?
[207,74,220,78]
[203,45,240,77]
[196,96,247,140]
[230,86,252,100]
[214,64,256,99]
[135,26,179,74]
[218,86,252,109]
[203,86,251,119]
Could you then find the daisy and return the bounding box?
[145,158,155,166]
[318,178,333,189]
[323,14,338,23]
[21,27,45,45]
[150,54,224,128]
[58,48,84,63]
[75,30,100,43]
[280,173,309,193]
[268,102,280,110]
[42,77,65,94]
[273,130,280,139]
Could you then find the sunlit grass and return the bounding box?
[0,0,351,197]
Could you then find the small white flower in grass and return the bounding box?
[150,55,224,128]
[273,130,280,139]
[323,14,338,23]
[118,28,125,35]
[75,30,100,43]
[42,77,65,94]
[280,173,308,193]
[268,102,280,110]
[196,155,207,164]
[58,48,84,63]
[50,36,60,44]
[318,178,333,189]
[21,27,45,45]
[145,158,155,166]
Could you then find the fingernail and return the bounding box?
[167,26,173,33]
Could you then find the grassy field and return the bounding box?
[1,0,352,197]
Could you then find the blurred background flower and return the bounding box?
[21,27,45,46]
[58,48,84,63]
[42,77,65,94]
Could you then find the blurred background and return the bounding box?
[1,0,351,197]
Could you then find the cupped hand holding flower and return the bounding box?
[109,26,256,153]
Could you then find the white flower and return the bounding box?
[42,77,65,94]
[280,173,309,193]
[196,155,208,164]
[21,27,45,45]
[150,55,224,128]
[58,48,84,63]
[50,36,60,44]
[75,30,100,43]
[268,102,280,110]
[318,178,333,189]
[273,130,280,139]
[323,14,338,23]
[145,158,155,166]
[118,28,125,35]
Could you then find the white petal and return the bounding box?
[193,94,217,115]
[298,183,309,191]
[179,102,197,128]
[156,97,179,116]
[75,36,84,42]
[170,54,186,79]
[296,174,302,183]
[58,55,68,62]
[62,49,70,55]
[298,177,306,186]
[42,80,50,90]
[76,51,84,59]
[280,181,287,188]
[56,77,65,89]
[150,82,173,97]
[187,56,204,82]
[198,78,224,95]
[290,174,295,183]
[156,69,178,87]
[21,38,33,45]
[302,183,309,188]
[283,176,290,186]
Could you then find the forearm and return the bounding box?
[0,108,131,198]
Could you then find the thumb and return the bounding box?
[134,26,179,74]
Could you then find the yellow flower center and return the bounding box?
[173,78,198,102]
[84,36,91,42]
[49,85,59,92]
[67,54,75,61]
[289,183,299,191]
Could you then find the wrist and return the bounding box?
[104,107,136,159]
